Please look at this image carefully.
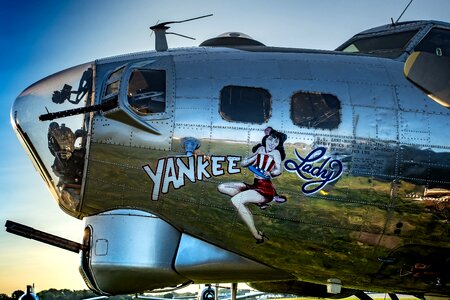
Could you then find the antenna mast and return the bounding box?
[150,14,213,51]
[394,0,414,24]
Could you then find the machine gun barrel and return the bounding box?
[5,220,86,253]
[39,98,118,121]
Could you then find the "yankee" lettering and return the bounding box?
[284,147,343,195]
[143,155,241,200]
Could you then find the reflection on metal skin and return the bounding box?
[175,234,293,282]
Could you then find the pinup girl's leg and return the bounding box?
[217,182,246,197]
[230,190,266,240]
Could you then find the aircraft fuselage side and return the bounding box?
[77,48,450,293]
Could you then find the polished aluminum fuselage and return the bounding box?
[79,47,450,293]
[11,46,450,295]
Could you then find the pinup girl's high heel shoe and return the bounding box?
[255,231,269,244]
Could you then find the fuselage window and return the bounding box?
[219,85,271,124]
[415,28,450,56]
[291,92,341,129]
[128,69,166,115]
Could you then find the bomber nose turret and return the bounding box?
[11,63,94,217]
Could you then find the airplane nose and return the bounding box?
[11,62,94,217]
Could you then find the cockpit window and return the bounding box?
[415,28,450,56]
[341,30,418,58]
[127,69,166,115]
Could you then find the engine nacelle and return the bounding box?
[80,209,293,295]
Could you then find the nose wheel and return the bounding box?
[201,285,215,300]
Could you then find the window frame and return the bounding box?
[127,69,167,116]
[100,58,174,122]
[102,65,125,101]
[122,59,172,121]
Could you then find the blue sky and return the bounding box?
[1,0,450,295]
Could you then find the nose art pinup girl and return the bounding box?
[218,127,287,243]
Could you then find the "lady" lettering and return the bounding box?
[284,147,343,195]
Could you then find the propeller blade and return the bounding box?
[149,19,160,38]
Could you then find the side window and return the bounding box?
[291,92,341,129]
[127,69,166,115]
[103,66,125,101]
[219,85,271,124]
[415,28,450,57]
